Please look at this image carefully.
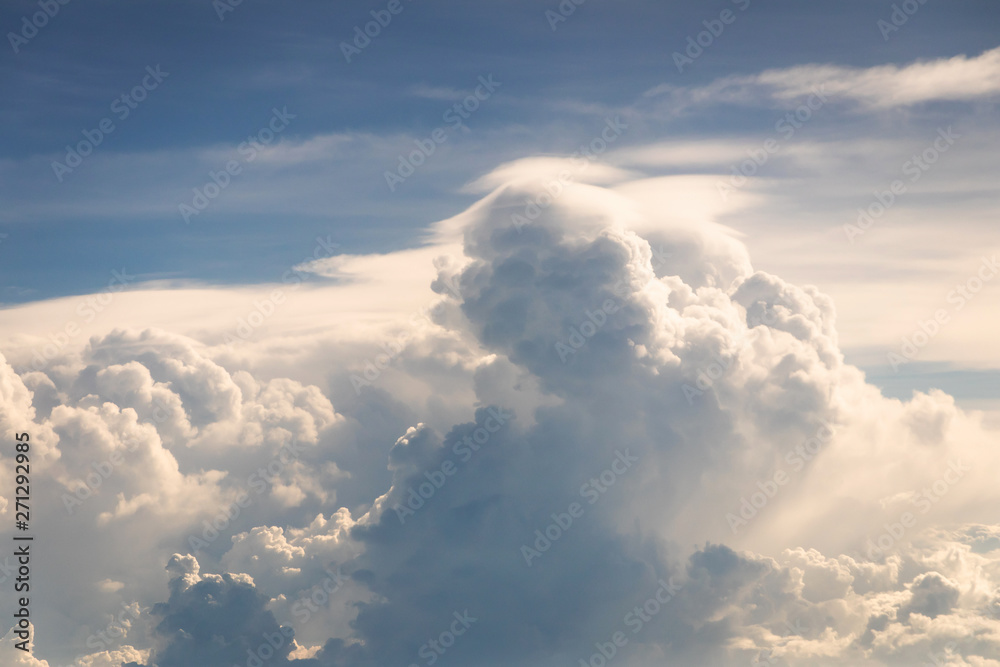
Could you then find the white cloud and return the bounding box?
[2,155,1000,666]
[646,46,1000,110]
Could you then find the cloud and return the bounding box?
[2,158,1000,666]
[300,169,999,664]
[0,624,50,666]
[126,554,298,667]
[461,156,636,193]
[647,46,1000,110]
[0,328,351,663]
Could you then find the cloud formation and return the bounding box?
[1,157,999,666]
[648,46,1000,110]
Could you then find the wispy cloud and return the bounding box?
[646,46,1000,110]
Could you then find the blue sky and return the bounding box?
[2,0,997,300]
[3,3,1000,666]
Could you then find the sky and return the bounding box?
[1,1,1000,665]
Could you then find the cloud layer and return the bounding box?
[1,154,999,666]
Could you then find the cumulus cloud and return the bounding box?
[123,554,298,667]
[2,157,1000,666]
[0,328,351,662]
